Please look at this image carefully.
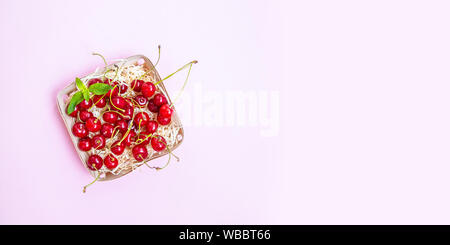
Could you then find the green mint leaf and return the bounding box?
[75,77,90,100]
[88,83,113,95]
[67,91,84,114]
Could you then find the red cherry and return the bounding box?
[102,111,118,123]
[101,123,115,138]
[131,79,143,92]
[157,113,171,125]
[134,95,148,108]
[106,82,120,98]
[134,112,150,127]
[79,110,93,122]
[136,132,151,145]
[123,106,134,120]
[111,141,126,155]
[78,137,92,151]
[159,104,173,118]
[145,120,158,134]
[86,117,102,132]
[88,78,103,86]
[125,130,137,146]
[110,96,127,110]
[78,99,93,110]
[141,82,156,98]
[115,120,129,133]
[151,135,166,152]
[153,93,167,107]
[147,98,159,113]
[119,84,128,94]
[67,104,79,117]
[132,144,148,161]
[72,122,88,138]
[91,134,106,150]
[87,154,103,171]
[104,154,119,170]
[92,95,106,108]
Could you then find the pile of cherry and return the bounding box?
[67,77,174,172]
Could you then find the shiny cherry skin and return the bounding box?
[88,78,104,86]
[87,154,103,171]
[123,130,136,146]
[136,132,151,145]
[78,137,92,151]
[151,135,166,152]
[123,106,134,120]
[86,117,102,132]
[145,120,158,134]
[103,111,118,124]
[110,96,127,110]
[153,93,167,107]
[72,122,88,138]
[78,99,93,110]
[134,112,150,127]
[132,144,148,161]
[101,123,115,138]
[159,104,173,118]
[115,120,129,133]
[79,110,93,122]
[106,83,119,97]
[92,95,106,108]
[134,95,148,108]
[91,134,106,150]
[131,79,144,92]
[119,84,128,94]
[141,82,156,98]
[157,113,171,125]
[104,154,119,170]
[147,98,159,113]
[111,141,126,155]
[67,104,79,117]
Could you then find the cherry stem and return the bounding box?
[92,53,108,67]
[171,62,195,107]
[109,85,125,112]
[154,60,197,86]
[154,45,161,67]
[83,166,100,193]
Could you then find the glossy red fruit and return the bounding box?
[86,117,102,132]
[67,104,79,117]
[153,93,167,107]
[141,82,156,98]
[134,112,150,127]
[88,78,103,86]
[104,154,119,170]
[72,122,88,138]
[101,123,115,138]
[132,144,148,161]
[78,137,92,151]
[102,111,118,123]
[157,113,171,125]
[134,95,148,108]
[87,155,103,171]
[122,130,136,146]
[111,141,126,155]
[92,95,106,108]
[123,106,134,120]
[91,134,106,150]
[115,120,129,133]
[145,120,158,134]
[147,98,159,113]
[131,79,144,92]
[110,96,127,110]
[151,135,166,152]
[136,132,151,145]
[119,84,128,94]
[159,104,173,118]
[78,99,93,110]
[79,110,93,122]
[106,83,119,97]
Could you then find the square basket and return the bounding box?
[56,55,184,181]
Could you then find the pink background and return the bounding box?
[1,0,450,224]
